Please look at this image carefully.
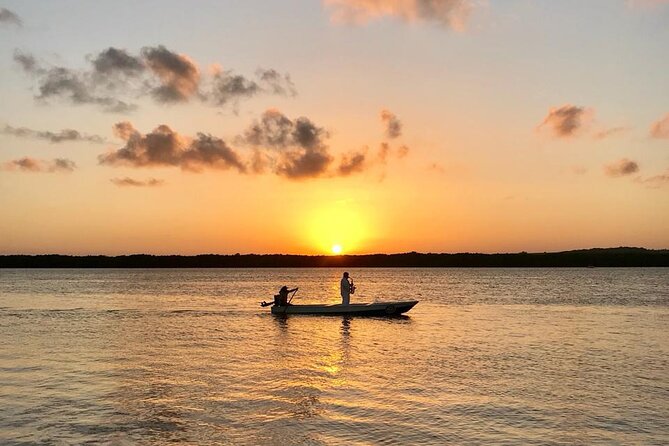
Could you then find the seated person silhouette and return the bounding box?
[274,285,298,306]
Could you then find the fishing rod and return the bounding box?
[288,288,299,303]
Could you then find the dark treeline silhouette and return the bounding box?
[1,247,667,268]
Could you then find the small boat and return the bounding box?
[269,300,418,316]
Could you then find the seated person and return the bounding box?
[274,285,298,306]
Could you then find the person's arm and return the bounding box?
[288,287,298,293]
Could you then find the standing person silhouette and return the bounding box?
[340,272,352,305]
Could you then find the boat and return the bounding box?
[268,300,418,316]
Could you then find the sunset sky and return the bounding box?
[1,0,668,255]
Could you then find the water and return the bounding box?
[1,268,667,445]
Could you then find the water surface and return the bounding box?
[1,268,667,445]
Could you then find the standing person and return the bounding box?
[340,272,352,305]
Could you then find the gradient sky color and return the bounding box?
[1,0,668,255]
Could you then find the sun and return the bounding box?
[304,203,371,254]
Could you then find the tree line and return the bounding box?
[1,247,667,268]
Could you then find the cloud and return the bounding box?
[377,141,409,164]
[13,51,44,74]
[13,51,137,113]
[241,109,301,148]
[112,121,136,140]
[257,69,297,96]
[102,108,409,180]
[15,46,296,111]
[378,142,390,163]
[52,158,77,172]
[91,47,144,77]
[110,177,164,187]
[184,134,247,172]
[538,104,592,137]
[209,67,296,107]
[380,109,402,139]
[278,149,333,178]
[650,113,669,139]
[2,157,76,172]
[240,109,333,178]
[2,124,105,144]
[323,0,473,30]
[338,150,368,176]
[141,46,200,102]
[210,71,260,106]
[593,126,627,140]
[250,149,271,174]
[99,122,246,172]
[604,158,639,177]
[0,8,22,26]
[38,67,137,112]
[3,157,41,172]
[397,144,410,158]
[636,169,669,188]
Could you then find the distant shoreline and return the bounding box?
[1,248,667,268]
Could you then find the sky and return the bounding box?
[0,0,668,255]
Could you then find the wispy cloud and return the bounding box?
[0,7,22,27]
[14,50,137,113]
[14,46,296,112]
[380,109,402,139]
[338,149,368,176]
[13,51,42,73]
[209,67,296,107]
[593,126,627,140]
[604,158,639,177]
[2,157,76,173]
[377,141,409,163]
[635,169,669,188]
[2,124,105,144]
[397,144,410,158]
[650,113,669,139]
[110,177,164,187]
[323,0,473,31]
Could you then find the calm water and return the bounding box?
[0,268,667,445]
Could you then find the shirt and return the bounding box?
[340,277,350,298]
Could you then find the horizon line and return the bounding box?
[2,246,668,257]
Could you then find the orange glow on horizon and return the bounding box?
[304,203,370,255]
